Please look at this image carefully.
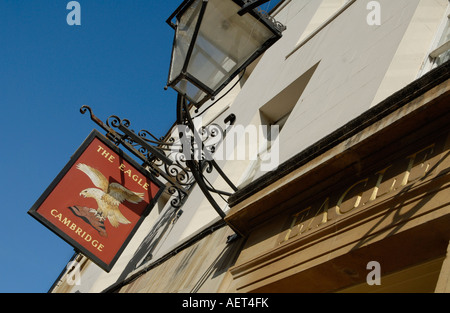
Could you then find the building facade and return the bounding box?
[51,0,450,293]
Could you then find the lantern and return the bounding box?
[166,0,285,107]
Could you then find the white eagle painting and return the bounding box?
[76,163,144,228]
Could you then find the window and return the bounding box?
[237,62,319,187]
[421,2,450,74]
[429,13,450,67]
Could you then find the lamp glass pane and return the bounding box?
[186,0,275,92]
[169,0,203,83]
[173,79,208,104]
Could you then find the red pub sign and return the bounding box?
[29,130,164,272]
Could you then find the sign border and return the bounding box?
[28,129,165,273]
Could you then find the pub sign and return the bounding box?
[28,130,164,272]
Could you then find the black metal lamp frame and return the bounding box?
[165,0,286,108]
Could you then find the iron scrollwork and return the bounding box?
[176,95,238,220]
[80,105,191,209]
[80,105,235,211]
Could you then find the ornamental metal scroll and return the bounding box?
[80,106,190,209]
[80,105,235,210]
[176,95,239,220]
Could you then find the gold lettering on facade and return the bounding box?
[281,142,442,245]
[283,207,310,242]
[368,166,391,202]
[336,178,368,216]
[402,144,435,186]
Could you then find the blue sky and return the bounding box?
[0,0,281,293]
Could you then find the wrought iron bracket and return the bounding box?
[238,0,270,15]
[167,0,286,34]
[81,104,238,218]
[176,95,238,220]
[80,105,191,209]
[238,0,287,32]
